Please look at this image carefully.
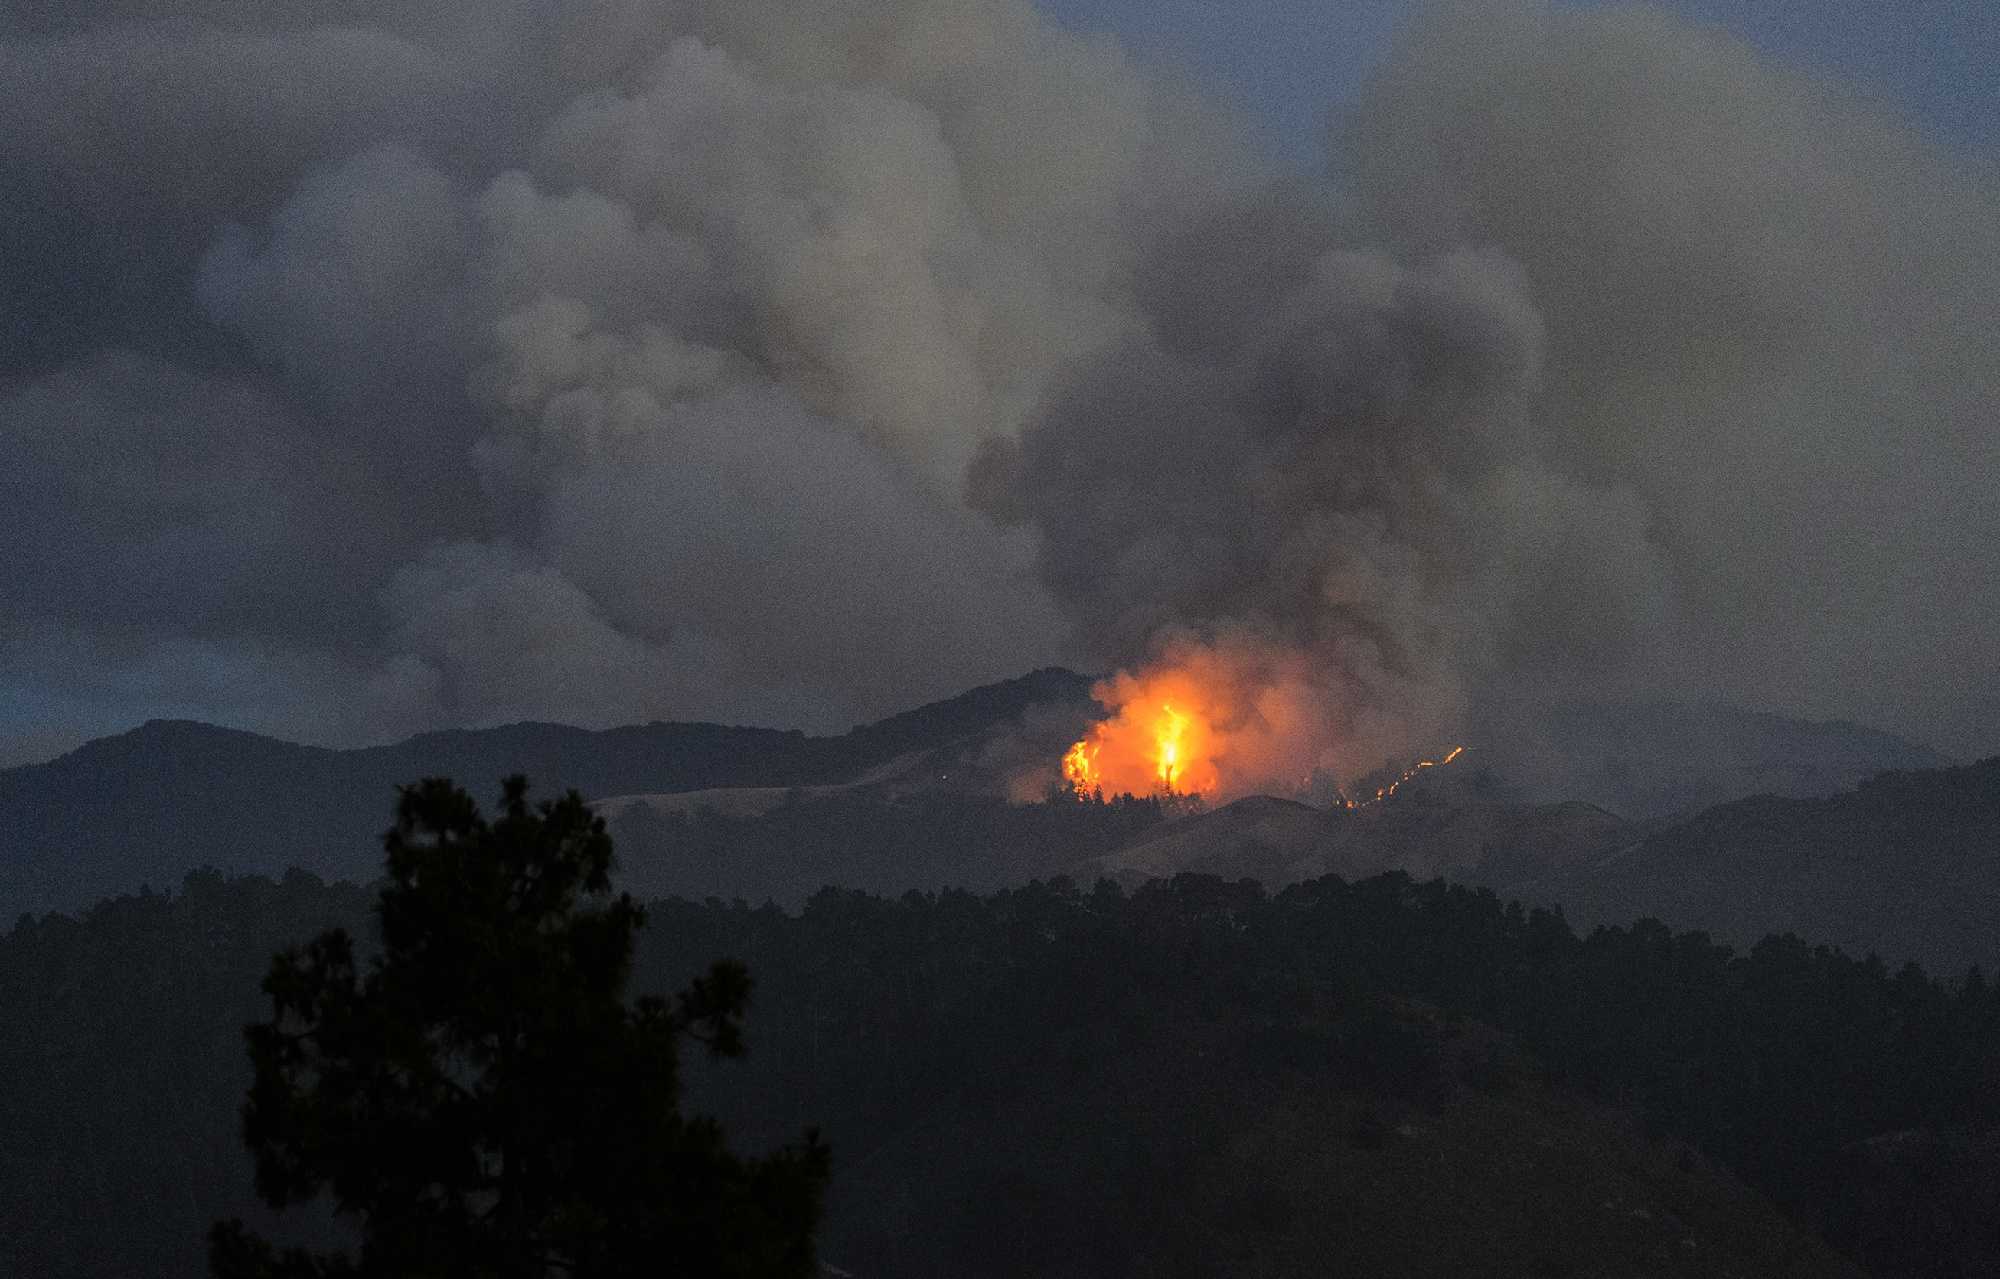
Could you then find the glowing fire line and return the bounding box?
[1334,744,1466,810]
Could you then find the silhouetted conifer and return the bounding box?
[209,776,827,1278]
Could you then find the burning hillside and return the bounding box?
[1062,667,1218,799]
[1337,745,1465,810]
[1059,647,1465,808]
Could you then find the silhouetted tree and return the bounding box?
[209,776,827,1279]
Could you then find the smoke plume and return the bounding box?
[976,0,2000,787]
[2,0,1995,772]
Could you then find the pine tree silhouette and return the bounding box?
[209,776,827,1278]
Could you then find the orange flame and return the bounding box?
[1062,738,1101,796]
[1155,702,1189,790]
[1055,643,1466,806]
[1063,672,1219,799]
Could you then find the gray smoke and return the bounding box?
[0,0,1256,759]
[2,0,1995,768]
[1342,0,2000,758]
[975,0,2000,773]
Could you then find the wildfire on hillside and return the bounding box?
[1062,667,1219,800]
[1058,657,1464,808]
[1332,745,1465,810]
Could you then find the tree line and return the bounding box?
[3,779,1996,1275]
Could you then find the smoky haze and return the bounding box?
[2,0,1995,769]
[979,0,2000,775]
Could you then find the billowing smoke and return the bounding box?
[2,0,1996,772]
[1344,0,2000,757]
[0,0,1256,758]
[972,244,1650,789]
[976,0,2000,789]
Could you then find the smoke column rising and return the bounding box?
[0,0,1994,770]
[978,0,2000,788]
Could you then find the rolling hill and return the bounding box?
[0,669,1093,921]
[5,669,1982,980]
[1470,698,1951,820]
[1543,756,2000,975]
[1076,756,2000,976]
[1083,791,1632,892]
[3,868,1900,1279]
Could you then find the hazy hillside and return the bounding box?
[1473,699,1951,820]
[1544,757,2000,975]
[5,668,1974,978]
[601,788,1173,905]
[1063,756,2000,977]
[0,669,1092,921]
[1085,791,1631,892]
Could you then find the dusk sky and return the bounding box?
[4,0,1997,770]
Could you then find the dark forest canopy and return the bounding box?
[4,863,1996,1277]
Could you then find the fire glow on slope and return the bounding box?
[1062,669,1219,799]
[1060,659,1466,806]
[1335,745,1465,810]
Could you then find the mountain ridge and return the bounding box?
[4,669,1975,974]
[1547,754,2000,974]
[0,668,1095,921]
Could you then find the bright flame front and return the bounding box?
[1062,738,1101,794]
[1063,672,1219,799]
[1057,649,1466,806]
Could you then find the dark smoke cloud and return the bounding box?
[1340,0,2000,755]
[0,0,1252,762]
[2,0,1995,768]
[977,0,2000,767]
[971,243,1662,776]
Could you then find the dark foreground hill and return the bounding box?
[0,669,1094,920]
[29,866,2000,1278]
[1080,791,1631,890]
[1541,756,2000,975]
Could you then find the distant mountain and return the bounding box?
[1470,698,1952,820]
[1542,756,2000,975]
[0,668,1094,921]
[1071,754,2000,975]
[7,668,1980,976]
